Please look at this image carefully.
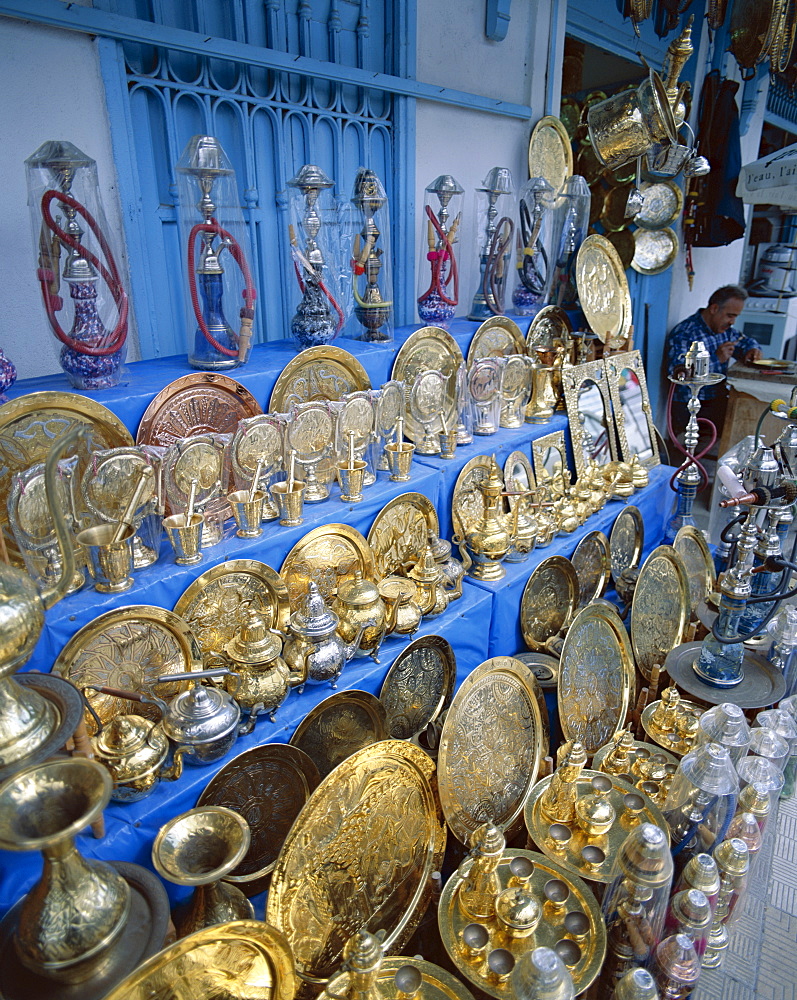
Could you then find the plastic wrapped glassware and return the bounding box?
[653,934,701,998]
[662,743,739,862]
[664,888,712,956]
[512,177,558,317]
[713,838,749,925]
[511,946,575,1000]
[726,811,763,868]
[756,708,797,797]
[674,853,720,917]
[695,703,750,763]
[747,726,790,772]
[612,967,660,999]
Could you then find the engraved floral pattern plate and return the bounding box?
[367,492,439,578]
[230,414,283,482]
[280,523,375,607]
[609,504,644,582]
[631,227,678,276]
[391,327,463,446]
[379,635,456,739]
[528,115,574,193]
[520,556,579,651]
[269,345,370,413]
[451,455,497,541]
[571,530,610,608]
[631,544,690,680]
[288,689,388,779]
[636,180,683,229]
[437,656,548,844]
[525,306,573,352]
[673,525,716,616]
[466,316,526,364]
[575,235,631,345]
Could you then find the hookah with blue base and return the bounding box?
[417,174,463,327]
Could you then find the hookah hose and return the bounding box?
[665,379,716,493]
[187,219,257,357]
[482,216,514,315]
[291,250,345,332]
[418,205,459,307]
[39,190,128,356]
[517,199,547,294]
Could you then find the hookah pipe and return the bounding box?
[516,198,548,295]
[289,227,345,332]
[38,190,128,356]
[418,205,460,309]
[665,378,716,494]
[482,216,514,315]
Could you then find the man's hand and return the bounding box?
[716,340,738,363]
[744,347,762,363]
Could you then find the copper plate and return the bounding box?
[631,545,690,681]
[609,504,644,582]
[558,603,634,754]
[575,235,631,345]
[280,523,375,607]
[520,556,579,651]
[289,689,388,778]
[451,454,497,541]
[673,526,716,617]
[379,635,457,740]
[367,492,439,578]
[197,743,321,890]
[636,180,684,230]
[174,560,290,667]
[438,656,548,844]
[392,326,464,447]
[466,316,526,364]
[136,372,261,447]
[571,530,611,607]
[528,115,574,192]
[268,739,445,983]
[631,227,679,276]
[269,345,370,413]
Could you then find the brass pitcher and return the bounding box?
[458,458,511,581]
[334,570,397,663]
[587,70,677,171]
[223,605,296,729]
[408,541,450,618]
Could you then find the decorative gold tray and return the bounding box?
[558,603,634,754]
[466,316,526,364]
[102,919,296,1000]
[438,849,605,997]
[631,227,679,276]
[673,525,716,617]
[636,180,683,229]
[730,0,781,69]
[575,235,631,345]
[438,657,548,844]
[592,736,678,807]
[164,433,227,515]
[337,390,375,455]
[197,743,320,891]
[321,953,477,1000]
[525,305,573,352]
[289,689,388,778]
[174,560,290,667]
[571,530,610,607]
[269,345,370,413]
[230,414,283,483]
[391,327,463,447]
[503,451,535,503]
[451,455,497,541]
[379,635,456,740]
[368,492,439,578]
[630,544,690,681]
[53,606,202,734]
[268,739,446,984]
[81,446,154,522]
[520,556,579,651]
[280,523,375,607]
[609,504,644,582]
[640,692,704,756]
[528,115,574,193]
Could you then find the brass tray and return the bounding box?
[525,305,573,352]
[630,545,690,681]
[164,433,227,514]
[53,605,202,734]
[268,739,446,984]
[230,414,284,483]
[269,345,370,413]
[438,656,548,844]
[376,381,405,439]
[557,603,634,754]
[136,372,262,447]
[609,504,644,582]
[289,689,388,778]
[337,390,375,455]
[466,316,526,364]
[391,326,463,447]
[0,391,133,563]
[528,115,574,193]
[575,235,631,345]
[636,180,684,230]
[322,954,476,1000]
[197,743,321,890]
[592,735,678,807]
[673,525,716,617]
[520,556,579,651]
[640,690,705,756]
[379,635,457,739]
[438,849,605,997]
[606,229,635,271]
[367,492,439,578]
[174,559,290,667]
[81,446,155,522]
[102,919,296,1000]
[571,530,610,608]
[631,227,679,276]
[280,523,375,607]
[451,455,497,541]
[730,0,781,69]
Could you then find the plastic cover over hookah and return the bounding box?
[348,168,393,341]
[694,703,751,764]
[512,177,557,317]
[468,167,515,320]
[417,174,463,327]
[511,946,574,1000]
[25,140,129,389]
[175,135,256,370]
[549,175,590,309]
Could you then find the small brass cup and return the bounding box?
[163,512,204,565]
[460,922,489,962]
[563,910,590,944]
[228,490,265,538]
[543,877,570,917]
[393,964,423,1000]
[385,441,415,482]
[580,844,606,874]
[508,855,535,888]
[270,481,306,526]
[77,522,135,593]
[438,430,458,459]
[547,823,572,853]
[486,948,515,984]
[554,938,582,968]
[337,460,367,503]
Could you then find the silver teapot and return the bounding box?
[283,581,364,687]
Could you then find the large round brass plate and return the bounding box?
[609,505,644,582]
[269,345,370,413]
[571,530,610,607]
[466,316,526,364]
[673,526,716,617]
[280,523,375,606]
[520,556,579,650]
[730,0,780,69]
[437,657,548,844]
[379,635,456,740]
[528,116,574,193]
[525,305,573,352]
[631,227,679,276]
[575,235,631,345]
[268,739,446,983]
[451,455,497,541]
[368,492,439,579]
[289,689,388,778]
[391,327,463,447]
[558,603,634,754]
[631,545,690,681]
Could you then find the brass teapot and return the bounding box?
[457,458,512,581]
[283,581,364,686]
[408,540,450,618]
[334,570,397,663]
[378,576,423,636]
[88,711,173,802]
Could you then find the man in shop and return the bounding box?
[666,284,761,448]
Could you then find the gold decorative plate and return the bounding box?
[280,523,375,607]
[558,603,634,754]
[268,739,446,984]
[630,545,690,681]
[52,605,202,734]
[164,433,227,515]
[730,0,780,69]
[525,305,573,353]
[102,919,296,1000]
[673,526,716,618]
[631,227,679,276]
[80,446,154,521]
[136,372,262,447]
[269,345,370,413]
[197,743,321,891]
[503,450,536,503]
[636,180,684,230]
[466,316,526,364]
[520,556,579,651]
[451,455,498,541]
[609,504,644,582]
[230,414,284,483]
[379,635,456,740]
[367,493,439,578]
[337,390,375,454]
[322,954,476,1000]
[437,656,548,844]
[575,235,631,345]
[571,530,611,608]
[391,327,463,447]
[174,559,290,667]
[376,380,405,439]
[528,115,574,192]
[289,689,388,778]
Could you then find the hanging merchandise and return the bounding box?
[0,348,16,404]
[468,167,515,320]
[348,168,393,342]
[512,177,558,318]
[175,135,256,371]
[417,175,464,328]
[25,141,129,389]
[550,176,591,309]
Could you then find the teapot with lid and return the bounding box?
[334,570,397,662]
[87,710,173,802]
[283,581,364,686]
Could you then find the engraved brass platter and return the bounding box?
[391,327,463,447]
[367,492,439,578]
[280,523,375,606]
[730,0,781,70]
[571,530,610,608]
[525,305,573,352]
[451,455,497,541]
[673,525,716,618]
[322,954,476,1000]
[231,414,283,481]
[520,556,579,651]
[437,657,548,844]
[379,635,457,740]
[575,235,631,345]
[438,849,605,997]
[630,545,690,681]
[197,743,321,890]
[136,372,262,447]
[289,689,388,778]
[268,739,446,984]
[631,227,679,276]
[102,919,297,1000]
[558,603,634,754]
[636,180,683,229]
[528,115,574,193]
[174,559,290,667]
[467,316,526,364]
[81,446,154,521]
[269,345,370,413]
[609,504,644,582]
[53,606,202,734]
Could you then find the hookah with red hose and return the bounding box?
[26,140,128,389]
[416,174,463,328]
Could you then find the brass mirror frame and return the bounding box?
[532,429,569,486]
[606,350,660,469]
[561,359,617,482]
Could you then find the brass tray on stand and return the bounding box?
[379,635,456,740]
[609,504,644,582]
[268,345,370,413]
[391,327,463,448]
[280,523,375,607]
[367,492,439,579]
[571,530,610,608]
[630,545,690,681]
[673,525,716,617]
[524,305,573,353]
[575,235,632,346]
[520,556,579,652]
[528,115,574,192]
[466,316,526,364]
